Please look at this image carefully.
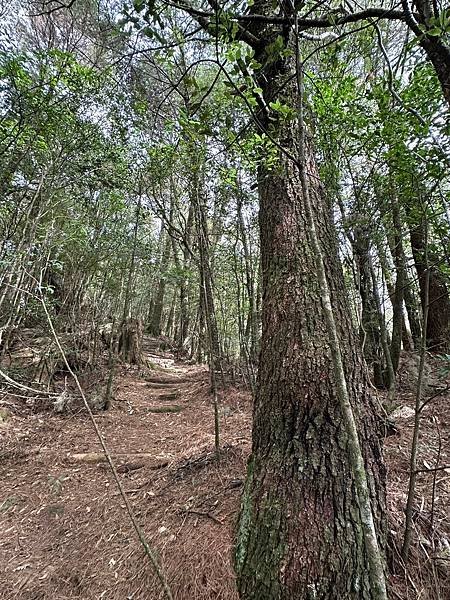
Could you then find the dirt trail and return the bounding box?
[0,343,251,600]
[0,347,449,599]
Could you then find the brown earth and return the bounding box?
[0,346,449,599]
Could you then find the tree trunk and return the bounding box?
[195,193,221,371]
[237,192,259,364]
[174,202,194,350]
[149,228,171,337]
[389,198,406,372]
[195,287,205,364]
[235,19,386,597]
[353,227,386,388]
[410,221,449,350]
[119,317,143,365]
[403,274,422,348]
[165,292,176,339]
[236,142,386,598]
[402,0,450,106]
[411,0,450,107]
[420,37,450,106]
[122,196,141,323]
[376,238,418,352]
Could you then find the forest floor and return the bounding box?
[0,339,449,600]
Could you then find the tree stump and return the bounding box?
[118,318,143,365]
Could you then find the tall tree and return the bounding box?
[143,2,388,598]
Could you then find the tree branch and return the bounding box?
[165,3,412,30]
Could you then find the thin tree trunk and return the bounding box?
[402,220,431,561]
[389,197,406,372]
[353,227,386,388]
[237,191,258,364]
[165,291,176,339]
[171,203,194,349]
[369,258,396,400]
[195,193,221,371]
[149,228,171,337]
[410,220,450,350]
[122,196,142,323]
[403,273,422,348]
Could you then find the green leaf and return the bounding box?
[427,26,443,36]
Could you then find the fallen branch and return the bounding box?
[0,366,58,397]
[414,464,450,474]
[69,452,169,467]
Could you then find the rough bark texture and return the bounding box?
[236,143,386,598]
[118,317,143,365]
[235,15,386,595]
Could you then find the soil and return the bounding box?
[0,344,449,600]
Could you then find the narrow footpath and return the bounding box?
[0,339,251,600]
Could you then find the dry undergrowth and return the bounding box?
[0,348,448,599]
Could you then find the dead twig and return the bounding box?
[182,509,223,525]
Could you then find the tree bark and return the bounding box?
[353,227,386,388]
[403,273,422,348]
[389,198,406,372]
[421,37,450,107]
[236,141,387,598]
[235,12,386,597]
[409,0,450,107]
[410,221,449,350]
[179,203,194,349]
[195,190,221,371]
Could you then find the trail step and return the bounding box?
[157,391,180,401]
[146,376,190,385]
[146,405,183,414]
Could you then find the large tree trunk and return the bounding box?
[235,12,386,598]
[236,140,386,598]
